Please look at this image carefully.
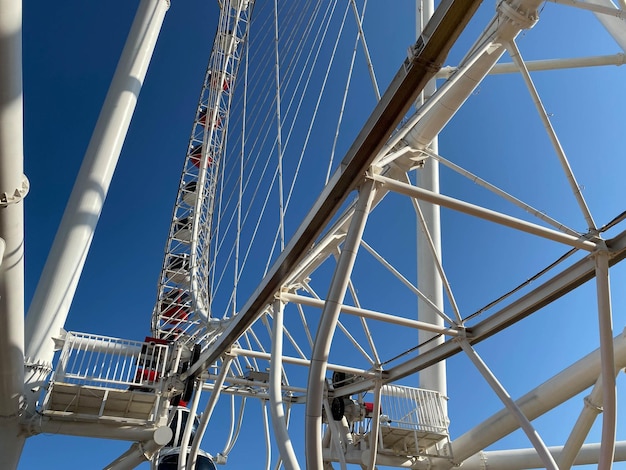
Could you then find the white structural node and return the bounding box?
[6,0,626,469]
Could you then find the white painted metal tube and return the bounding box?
[305,180,376,470]
[583,0,626,52]
[0,0,26,464]
[366,379,383,470]
[458,340,558,470]
[178,379,203,470]
[443,329,626,467]
[371,173,597,251]
[506,39,596,231]
[558,375,604,469]
[594,248,616,470]
[281,292,459,336]
[437,54,626,79]
[24,0,169,369]
[269,299,301,470]
[186,354,234,470]
[229,346,379,378]
[103,427,173,470]
[459,441,626,469]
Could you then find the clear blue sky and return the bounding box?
[19,0,626,468]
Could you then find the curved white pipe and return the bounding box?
[186,355,234,469]
[305,180,376,470]
[269,299,301,470]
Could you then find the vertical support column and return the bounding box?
[594,246,616,470]
[416,0,446,397]
[305,179,376,470]
[24,0,170,386]
[269,297,301,470]
[0,0,26,465]
[187,354,234,470]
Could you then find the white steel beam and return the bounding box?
[0,0,26,465]
[459,441,626,469]
[371,173,597,251]
[280,292,460,336]
[24,0,170,380]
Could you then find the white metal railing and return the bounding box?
[379,384,449,436]
[53,332,171,391]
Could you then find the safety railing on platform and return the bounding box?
[53,331,171,391]
[379,384,449,435]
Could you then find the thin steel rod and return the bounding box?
[269,299,301,470]
[274,0,285,250]
[347,279,381,365]
[306,180,376,470]
[360,239,456,325]
[184,0,483,377]
[349,0,380,100]
[506,39,596,231]
[458,340,559,470]
[281,292,460,336]
[422,148,581,238]
[371,173,596,251]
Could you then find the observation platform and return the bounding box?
[375,384,449,457]
[41,332,172,424]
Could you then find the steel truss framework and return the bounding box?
[2,0,626,469]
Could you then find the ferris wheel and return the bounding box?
[6,0,626,469]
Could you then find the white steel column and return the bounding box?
[24,0,169,383]
[269,298,301,470]
[594,246,616,470]
[0,0,27,465]
[187,354,234,470]
[305,180,376,470]
[458,340,559,469]
[414,0,446,396]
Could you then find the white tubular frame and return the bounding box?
[269,298,301,470]
[25,0,169,376]
[305,179,376,470]
[0,0,26,465]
